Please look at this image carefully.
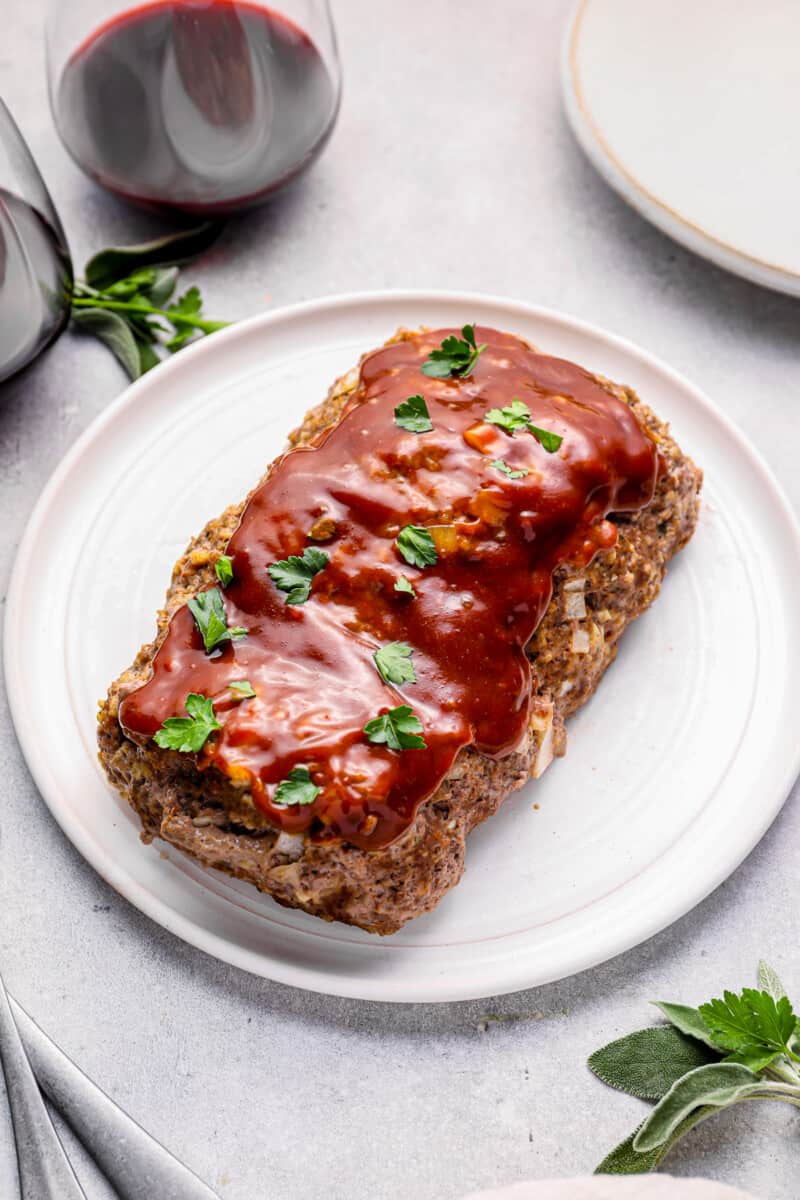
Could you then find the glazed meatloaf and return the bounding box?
[98,325,701,934]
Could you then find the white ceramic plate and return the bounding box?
[563,0,800,295]
[6,291,800,1002]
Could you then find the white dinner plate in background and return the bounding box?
[563,0,800,295]
[5,291,800,1001]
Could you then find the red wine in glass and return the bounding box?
[53,1,340,214]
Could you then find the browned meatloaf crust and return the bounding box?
[98,329,702,935]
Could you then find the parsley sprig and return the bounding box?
[268,546,328,605]
[422,324,486,379]
[394,576,416,597]
[490,458,529,479]
[396,525,438,569]
[273,765,320,808]
[364,705,426,751]
[484,397,563,452]
[394,394,433,433]
[589,960,800,1174]
[374,642,416,686]
[215,555,234,587]
[71,224,227,379]
[188,588,247,653]
[229,680,255,698]
[154,693,220,753]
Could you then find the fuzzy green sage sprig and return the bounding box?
[588,960,800,1174]
[70,222,228,379]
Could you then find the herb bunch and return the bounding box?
[589,960,800,1174]
[70,223,228,379]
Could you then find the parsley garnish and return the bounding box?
[154,693,220,753]
[484,397,563,452]
[273,765,320,808]
[394,394,433,433]
[364,705,426,751]
[421,324,486,379]
[267,546,328,605]
[374,642,416,686]
[229,680,255,698]
[188,588,247,653]
[394,575,416,597]
[490,458,530,479]
[396,525,438,569]
[215,555,234,587]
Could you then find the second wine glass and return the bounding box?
[46,0,341,215]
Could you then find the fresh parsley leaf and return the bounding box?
[421,324,486,378]
[699,989,799,1062]
[154,693,220,753]
[187,588,247,653]
[267,546,329,605]
[374,642,416,686]
[396,525,438,569]
[484,397,563,452]
[364,705,426,751]
[215,555,234,587]
[229,680,256,698]
[273,765,320,808]
[394,575,416,597]
[394,394,433,433]
[530,424,564,454]
[490,458,529,479]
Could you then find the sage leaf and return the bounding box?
[136,339,161,374]
[651,1001,717,1050]
[594,1126,660,1175]
[588,1025,715,1100]
[595,1110,716,1176]
[632,1063,761,1152]
[84,221,222,289]
[72,307,141,379]
[758,960,788,1003]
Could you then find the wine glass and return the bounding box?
[46,0,341,216]
[0,100,73,385]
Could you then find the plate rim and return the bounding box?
[561,0,800,297]
[6,288,800,1002]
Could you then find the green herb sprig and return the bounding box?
[394,576,417,597]
[188,588,247,653]
[589,961,800,1175]
[490,458,529,479]
[394,394,433,433]
[154,693,220,753]
[396,525,438,569]
[71,224,228,379]
[484,398,563,452]
[374,642,416,686]
[422,325,486,379]
[364,705,426,751]
[268,546,329,605]
[273,765,320,808]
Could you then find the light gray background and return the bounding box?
[1,2,798,1198]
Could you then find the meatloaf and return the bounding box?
[98,326,701,934]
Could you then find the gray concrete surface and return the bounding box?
[1,3,799,1198]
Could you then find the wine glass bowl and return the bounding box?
[0,100,73,384]
[46,0,341,215]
